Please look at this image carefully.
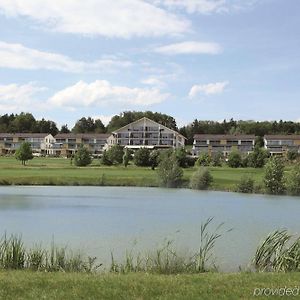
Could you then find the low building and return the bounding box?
[109,117,185,149]
[192,134,256,156]
[53,133,111,157]
[0,133,54,155]
[264,135,300,155]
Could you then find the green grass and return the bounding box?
[0,271,300,300]
[0,156,276,192]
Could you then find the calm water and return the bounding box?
[0,186,299,271]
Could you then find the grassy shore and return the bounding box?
[0,271,300,300]
[0,156,270,191]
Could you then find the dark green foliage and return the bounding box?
[175,148,189,168]
[134,148,151,166]
[15,142,33,165]
[149,150,160,170]
[100,151,112,166]
[189,168,213,190]
[247,146,269,168]
[72,117,105,133]
[287,150,299,161]
[106,145,124,164]
[74,145,92,166]
[236,176,254,193]
[123,149,133,168]
[196,153,211,167]
[60,124,70,133]
[227,151,242,168]
[286,163,300,195]
[211,152,223,167]
[157,154,183,188]
[263,156,285,195]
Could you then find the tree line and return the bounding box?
[1,112,300,144]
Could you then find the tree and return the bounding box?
[100,150,112,166]
[227,151,242,168]
[106,145,124,164]
[247,146,269,168]
[189,167,213,190]
[149,150,160,170]
[15,142,33,165]
[286,163,300,195]
[133,148,151,166]
[196,153,211,167]
[157,154,183,188]
[236,176,254,193]
[72,117,105,133]
[263,157,285,195]
[60,124,70,133]
[175,147,189,168]
[74,145,91,166]
[123,149,133,168]
[211,152,223,167]
[287,150,298,161]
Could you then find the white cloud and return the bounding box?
[0,41,131,72]
[141,77,165,88]
[48,80,169,110]
[154,0,259,14]
[92,115,114,126]
[154,41,222,55]
[189,81,229,97]
[0,0,189,38]
[0,82,46,112]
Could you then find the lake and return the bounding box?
[0,186,299,272]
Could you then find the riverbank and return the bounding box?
[1,271,299,299]
[0,157,268,192]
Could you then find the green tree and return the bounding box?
[264,157,285,195]
[227,151,242,168]
[157,154,183,188]
[287,150,298,161]
[175,147,189,168]
[123,149,133,168]
[236,176,254,193]
[74,145,91,166]
[189,167,213,190]
[133,148,151,166]
[286,163,300,195]
[196,153,211,167]
[149,150,160,170]
[211,152,223,167]
[15,142,33,165]
[100,150,112,166]
[106,145,124,164]
[247,146,269,168]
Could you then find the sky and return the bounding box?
[0,0,299,128]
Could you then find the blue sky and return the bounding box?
[0,0,299,128]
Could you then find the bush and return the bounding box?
[106,145,124,164]
[247,146,269,168]
[236,176,254,193]
[157,154,183,188]
[100,150,112,166]
[286,163,300,195]
[196,153,211,167]
[134,148,151,166]
[287,150,299,161]
[123,149,133,168]
[74,145,91,166]
[227,151,242,168]
[189,168,213,190]
[211,152,223,167]
[263,156,285,195]
[149,150,160,170]
[175,148,189,168]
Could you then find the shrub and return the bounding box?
[196,153,211,167]
[227,151,242,168]
[157,154,183,188]
[286,163,300,195]
[247,146,269,168]
[236,176,254,193]
[100,150,112,166]
[107,145,124,164]
[189,167,213,190]
[287,150,299,161]
[211,152,223,167]
[74,145,91,166]
[175,147,189,168]
[123,149,133,168]
[134,148,151,166]
[149,150,160,170]
[263,156,285,195]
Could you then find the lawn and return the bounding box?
[0,271,300,300]
[0,156,267,191]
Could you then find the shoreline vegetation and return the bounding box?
[0,156,296,196]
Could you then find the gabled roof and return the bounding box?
[264,135,300,140]
[193,134,256,140]
[112,117,186,139]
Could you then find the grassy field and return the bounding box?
[0,156,268,191]
[0,271,300,300]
